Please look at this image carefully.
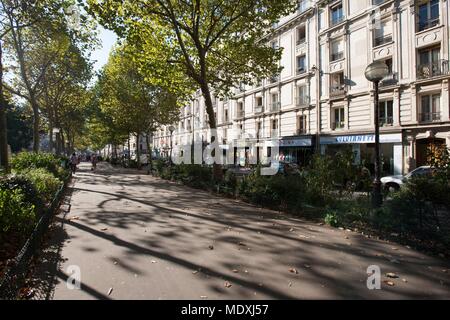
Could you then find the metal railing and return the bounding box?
[374,34,392,47]
[330,85,346,97]
[330,51,344,62]
[420,112,441,123]
[380,116,394,126]
[296,67,307,75]
[255,106,264,114]
[270,102,280,112]
[297,128,307,135]
[331,14,345,26]
[417,60,449,79]
[295,95,309,107]
[417,18,439,32]
[0,173,72,300]
[236,110,244,119]
[380,72,398,86]
[331,121,345,130]
[269,75,279,83]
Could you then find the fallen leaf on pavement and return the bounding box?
[200,296,208,299]
[384,281,395,286]
[289,228,294,232]
[402,279,408,283]
[304,264,311,269]
[224,281,232,288]
[113,261,118,265]
[193,270,199,275]
[289,268,298,274]
[107,288,113,296]
[101,228,108,231]
[232,269,239,273]
[386,273,399,279]
[208,245,214,250]
[151,260,157,264]
[288,282,293,287]
[69,216,79,221]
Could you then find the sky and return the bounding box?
[91,26,117,72]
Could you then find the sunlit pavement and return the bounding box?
[32,162,450,300]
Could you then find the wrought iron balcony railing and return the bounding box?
[295,95,309,107]
[270,102,281,112]
[330,85,346,97]
[417,60,449,80]
[417,18,439,32]
[420,112,441,123]
[374,34,392,47]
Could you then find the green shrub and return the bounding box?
[324,210,340,227]
[0,188,36,236]
[0,175,43,211]
[24,168,62,204]
[11,152,68,179]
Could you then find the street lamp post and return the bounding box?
[365,61,389,208]
[168,125,175,164]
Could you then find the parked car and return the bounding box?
[381,166,433,192]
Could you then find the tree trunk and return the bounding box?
[31,101,40,152]
[0,41,10,173]
[136,133,141,170]
[199,79,223,181]
[146,132,152,173]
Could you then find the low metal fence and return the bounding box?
[0,173,71,300]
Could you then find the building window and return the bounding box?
[420,93,441,122]
[330,39,344,61]
[255,97,263,113]
[417,46,445,79]
[330,72,345,96]
[270,40,279,50]
[296,25,306,45]
[223,108,229,123]
[417,0,439,32]
[374,19,392,47]
[330,3,344,26]
[379,100,394,126]
[271,93,280,112]
[271,119,279,137]
[256,121,262,138]
[296,85,308,106]
[298,115,307,134]
[332,107,345,130]
[298,0,309,14]
[296,55,306,74]
[237,102,244,118]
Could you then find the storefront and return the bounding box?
[278,136,315,167]
[320,133,403,175]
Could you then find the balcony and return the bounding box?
[420,112,441,123]
[270,102,280,112]
[331,121,345,130]
[330,85,346,98]
[374,34,392,47]
[296,38,306,46]
[331,15,345,27]
[380,72,398,86]
[417,60,449,80]
[296,67,307,75]
[295,95,309,107]
[330,51,344,62]
[296,128,307,135]
[380,116,394,127]
[255,106,264,114]
[269,75,279,83]
[417,18,440,32]
[236,110,244,119]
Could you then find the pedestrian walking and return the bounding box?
[91,154,98,171]
[70,153,78,174]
